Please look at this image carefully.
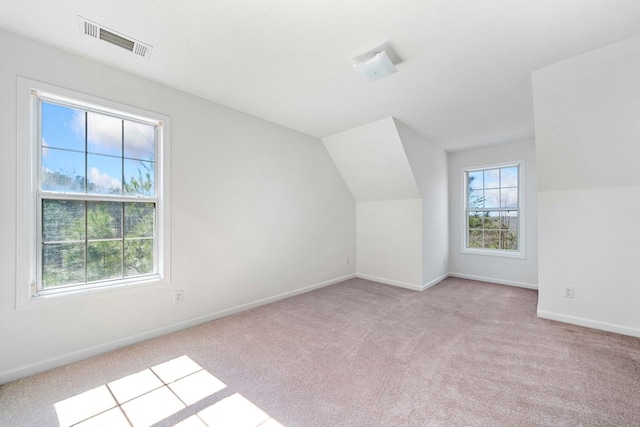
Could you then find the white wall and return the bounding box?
[447,140,538,288]
[356,199,423,288]
[396,120,449,286]
[0,29,356,383]
[323,118,449,289]
[323,118,424,288]
[322,117,420,201]
[533,36,640,337]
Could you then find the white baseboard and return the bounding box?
[0,273,356,385]
[537,310,640,338]
[448,272,538,290]
[422,273,449,291]
[355,273,423,291]
[355,273,449,292]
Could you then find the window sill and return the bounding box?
[461,247,525,259]
[16,276,169,311]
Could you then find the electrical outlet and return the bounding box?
[563,287,574,298]
[346,257,350,265]
[443,257,447,266]
[174,290,184,304]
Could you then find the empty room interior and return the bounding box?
[1,1,640,426]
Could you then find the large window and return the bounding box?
[463,162,524,258]
[17,78,170,306]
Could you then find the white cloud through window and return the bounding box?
[73,110,154,160]
[89,167,121,190]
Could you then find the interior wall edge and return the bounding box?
[423,273,450,291]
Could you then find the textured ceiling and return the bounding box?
[2,0,640,150]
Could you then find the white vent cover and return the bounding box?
[78,16,153,59]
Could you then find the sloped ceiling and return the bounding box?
[1,0,640,150]
[322,117,420,201]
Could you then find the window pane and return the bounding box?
[468,171,483,190]
[42,102,85,152]
[124,159,154,196]
[500,167,518,187]
[42,243,85,288]
[484,230,500,249]
[484,189,500,208]
[87,154,123,194]
[501,188,518,208]
[87,112,122,156]
[468,230,483,248]
[87,241,123,282]
[484,169,500,188]
[501,230,518,250]
[125,239,153,276]
[42,148,86,192]
[468,189,484,209]
[485,211,500,229]
[501,211,518,232]
[124,120,154,161]
[468,212,483,230]
[42,200,85,242]
[125,203,155,238]
[87,202,123,239]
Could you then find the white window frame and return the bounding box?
[461,160,525,259]
[16,77,171,309]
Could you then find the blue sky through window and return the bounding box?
[41,101,155,196]
[468,166,518,209]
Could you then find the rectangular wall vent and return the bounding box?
[78,16,153,59]
[84,21,98,38]
[99,28,135,51]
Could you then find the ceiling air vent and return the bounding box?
[78,16,153,59]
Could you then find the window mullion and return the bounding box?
[83,200,88,285]
[39,192,158,203]
[36,194,43,292]
[121,121,125,279]
[122,203,125,278]
[83,111,89,285]
[35,97,44,293]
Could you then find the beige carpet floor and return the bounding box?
[2,277,640,426]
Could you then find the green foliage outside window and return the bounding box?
[42,170,155,288]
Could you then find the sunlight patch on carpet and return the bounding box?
[179,393,284,427]
[54,355,233,426]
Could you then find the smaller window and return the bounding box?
[463,162,524,258]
